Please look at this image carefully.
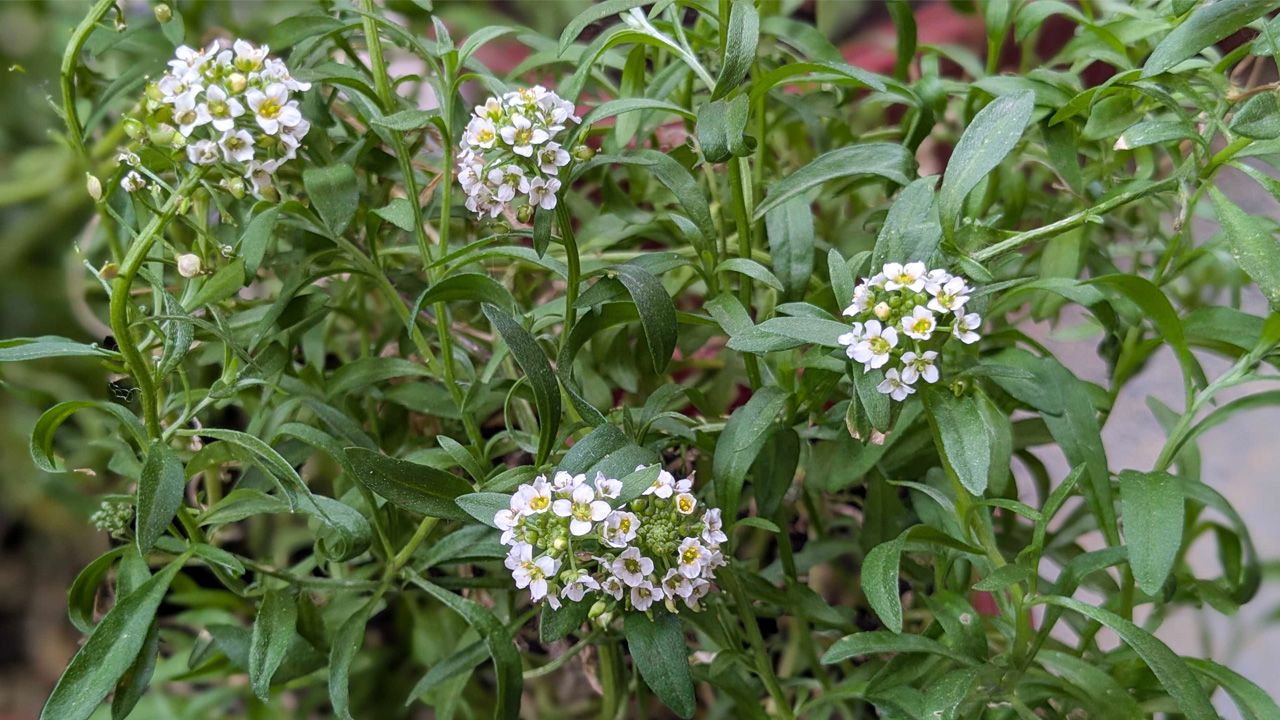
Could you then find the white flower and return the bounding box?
[505,541,532,571]
[232,39,269,72]
[116,151,140,167]
[511,545,559,602]
[172,91,211,137]
[552,484,612,536]
[475,97,503,121]
[882,261,927,292]
[901,305,937,341]
[685,578,711,610]
[876,368,915,401]
[677,537,708,579]
[600,510,640,548]
[551,470,585,493]
[838,321,865,359]
[630,580,664,611]
[499,113,549,156]
[642,468,677,499]
[465,117,498,149]
[661,568,693,599]
[923,268,952,294]
[850,319,898,370]
[186,139,219,165]
[601,574,624,600]
[674,492,697,515]
[168,42,216,78]
[219,129,255,163]
[513,477,553,515]
[927,276,971,314]
[701,508,728,545]
[844,284,874,316]
[953,312,982,344]
[593,472,621,500]
[561,570,600,602]
[176,253,202,278]
[536,142,571,175]
[245,83,301,135]
[494,506,520,542]
[204,85,245,132]
[488,164,525,202]
[526,176,560,210]
[612,546,654,587]
[246,159,279,197]
[900,351,939,384]
[121,171,147,193]
[258,57,311,92]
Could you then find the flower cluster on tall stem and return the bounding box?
[119,39,310,199]
[838,262,983,401]
[495,466,726,626]
[457,86,581,220]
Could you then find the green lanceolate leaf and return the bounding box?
[1210,185,1280,311]
[713,386,789,523]
[861,533,907,633]
[344,447,472,520]
[1037,596,1217,719]
[329,596,377,720]
[250,588,298,700]
[712,0,759,99]
[303,164,359,235]
[937,90,1035,233]
[409,576,523,720]
[754,143,914,220]
[611,263,678,372]
[1229,91,1280,139]
[922,387,990,496]
[1185,658,1280,720]
[765,195,815,299]
[697,95,754,163]
[1119,469,1185,596]
[870,177,941,270]
[0,335,116,363]
[821,630,978,666]
[412,273,517,315]
[455,492,511,528]
[135,440,186,553]
[624,612,696,719]
[482,303,562,464]
[1142,0,1280,77]
[41,555,187,720]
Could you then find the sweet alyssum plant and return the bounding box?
[8,0,1280,718]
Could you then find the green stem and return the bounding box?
[728,156,762,389]
[360,0,483,450]
[557,202,582,353]
[971,176,1179,263]
[60,0,116,168]
[598,640,623,720]
[111,170,206,438]
[722,567,794,720]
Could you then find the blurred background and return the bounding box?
[1,2,1276,718]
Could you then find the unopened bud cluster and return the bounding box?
[838,262,983,401]
[457,86,583,220]
[90,498,134,539]
[120,39,311,198]
[495,466,726,626]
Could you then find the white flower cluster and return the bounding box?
[123,39,311,197]
[495,466,725,624]
[457,86,580,219]
[837,262,982,401]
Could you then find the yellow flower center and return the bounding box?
[258,98,281,119]
[678,496,695,513]
[514,127,532,145]
[529,495,549,511]
[870,337,890,354]
[912,318,931,334]
[681,546,701,565]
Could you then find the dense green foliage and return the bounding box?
[7,0,1280,717]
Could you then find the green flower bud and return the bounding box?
[888,296,903,308]
[147,123,177,147]
[123,117,145,139]
[588,600,609,619]
[85,173,102,202]
[154,3,172,23]
[227,72,248,94]
[516,204,534,224]
[572,144,595,162]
